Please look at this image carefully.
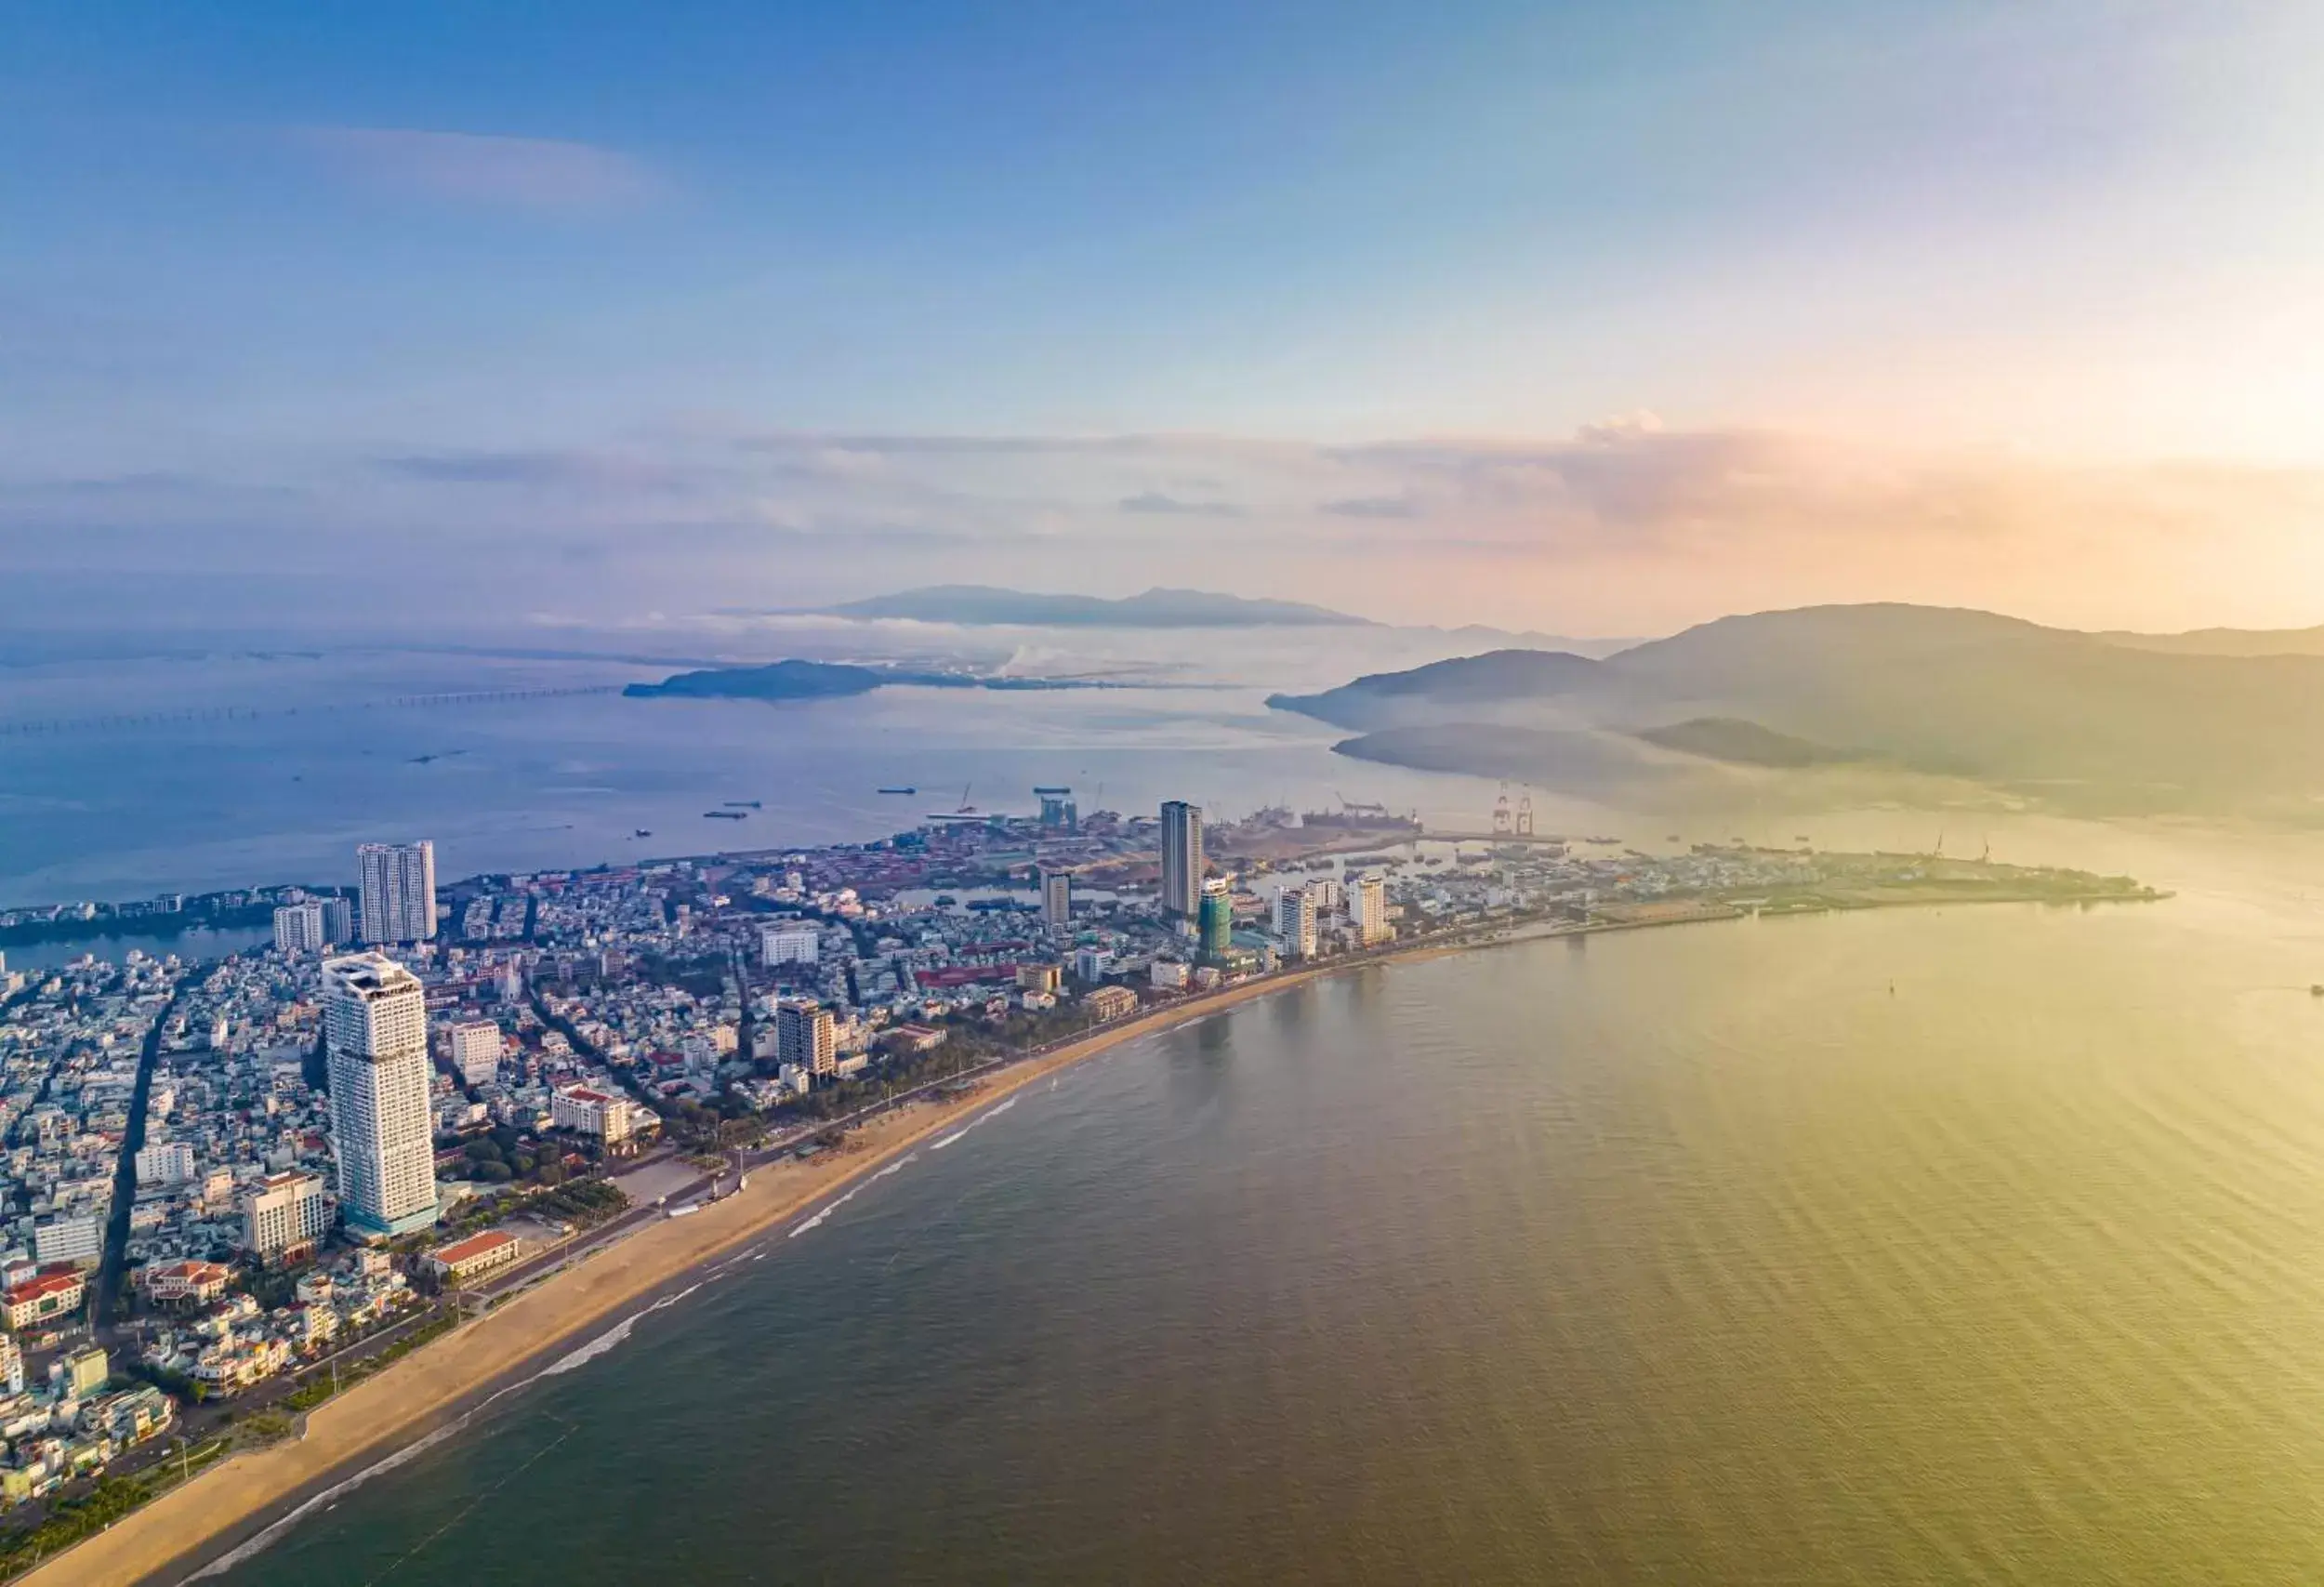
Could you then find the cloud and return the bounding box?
[376,449,696,491]
[19,416,2324,634]
[1320,495,1422,519]
[1574,410,1667,446]
[1119,491,1240,517]
[291,127,657,211]
[735,430,1312,464]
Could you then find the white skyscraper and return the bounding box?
[357,840,438,945]
[273,900,326,955]
[1159,800,1203,919]
[1274,885,1318,959]
[1352,872,1390,946]
[322,953,440,1237]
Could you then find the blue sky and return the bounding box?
[8,1,2324,633]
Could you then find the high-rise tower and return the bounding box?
[1159,800,1203,919]
[357,840,438,945]
[322,952,440,1237]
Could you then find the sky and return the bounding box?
[7,0,2324,636]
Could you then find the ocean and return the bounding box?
[0,636,1535,907]
[200,845,2324,1585]
[20,634,2324,1583]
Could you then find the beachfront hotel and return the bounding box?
[322,953,442,1238]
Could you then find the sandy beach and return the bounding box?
[25,889,2135,1585]
[24,949,1421,1587]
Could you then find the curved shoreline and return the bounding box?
[28,944,1459,1587]
[26,891,2152,1585]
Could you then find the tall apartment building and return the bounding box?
[273,900,326,955]
[1159,800,1203,919]
[322,953,440,1237]
[777,998,838,1078]
[1198,877,1234,959]
[446,1020,503,1086]
[320,895,354,946]
[1274,885,1318,959]
[357,840,438,945]
[1351,872,1390,946]
[1040,866,1073,929]
[241,1170,333,1259]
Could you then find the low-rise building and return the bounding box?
[134,1140,197,1187]
[424,1229,524,1286]
[1084,985,1139,1021]
[140,1260,232,1310]
[550,1085,633,1143]
[760,927,819,967]
[32,1217,100,1270]
[3,1271,84,1330]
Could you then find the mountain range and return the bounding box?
[1271,603,2324,817]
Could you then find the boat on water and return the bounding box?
[633,828,653,838]
[705,810,748,820]
[723,800,762,809]
[2312,984,2324,997]
[878,786,917,795]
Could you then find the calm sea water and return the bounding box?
[0,641,1539,906]
[204,866,2324,1586]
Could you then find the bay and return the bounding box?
[205,870,2324,1585]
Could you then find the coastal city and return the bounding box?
[0,794,2152,1564]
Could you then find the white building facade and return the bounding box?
[759,927,820,967]
[446,1020,502,1086]
[242,1170,333,1257]
[550,1085,635,1143]
[357,840,438,945]
[322,953,440,1237]
[135,1141,197,1186]
[1274,885,1318,959]
[273,900,326,955]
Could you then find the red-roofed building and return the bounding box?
[140,1260,232,1309]
[4,1269,86,1329]
[423,1230,524,1285]
[551,1084,635,1143]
